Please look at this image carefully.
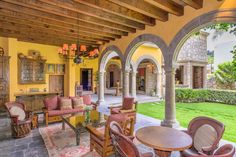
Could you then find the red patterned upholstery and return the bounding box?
[83,94,92,105]
[122,97,134,110]
[43,96,59,110]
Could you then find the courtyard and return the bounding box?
[0,0,236,157]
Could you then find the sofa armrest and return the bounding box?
[91,102,98,109]
[42,107,48,113]
[10,115,19,123]
[87,125,105,140]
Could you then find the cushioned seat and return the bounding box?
[48,108,83,116]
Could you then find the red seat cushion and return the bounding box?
[48,108,83,116]
[44,96,59,110]
[122,97,134,110]
[82,95,92,105]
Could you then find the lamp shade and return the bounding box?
[63,44,68,50]
[80,45,87,52]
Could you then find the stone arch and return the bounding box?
[124,34,168,71]
[132,54,161,73]
[105,60,122,70]
[99,45,124,72]
[98,45,124,102]
[170,8,236,65]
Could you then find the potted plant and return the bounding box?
[150,89,156,97]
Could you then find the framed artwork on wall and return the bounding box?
[47,64,56,74]
[56,64,65,74]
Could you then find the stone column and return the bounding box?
[98,71,105,102]
[161,68,179,128]
[131,71,137,98]
[156,72,162,97]
[123,69,130,97]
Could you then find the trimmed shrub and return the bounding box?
[175,88,236,105]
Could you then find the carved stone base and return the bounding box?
[161,119,179,128]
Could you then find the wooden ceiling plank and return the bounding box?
[0,20,105,44]
[38,0,145,29]
[76,0,156,26]
[144,0,183,16]
[0,14,114,41]
[108,0,168,21]
[0,29,100,46]
[182,0,203,9]
[0,8,125,38]
[0,0,136,33]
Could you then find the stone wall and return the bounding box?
[177,31,208,63]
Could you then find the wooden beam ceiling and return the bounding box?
[0,0,204,46]
[144,0,184,16]
[108,0,169,20]
[75,0,156,25]
[182,0,203,9]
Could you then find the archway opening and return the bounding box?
[126,42,165,98]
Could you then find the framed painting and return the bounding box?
[56,64,65,74]
[47,64,56,74]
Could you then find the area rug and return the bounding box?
[39,123,90,157]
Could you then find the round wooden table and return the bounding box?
[136,126,192,157]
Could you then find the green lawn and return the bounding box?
[138,102,236,142]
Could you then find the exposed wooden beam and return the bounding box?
[108,0,168,20]
[0,8,125,38]
[0,29,100,46]
[0,21,104,45]
[171,0,186,6]
[0,14,114,42]
[76,0,156,26]
[0,0,136,33]
[144,0,183,16]
[38,0,146,29]
[182,0,203,9]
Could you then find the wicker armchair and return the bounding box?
[181,116,225,157]
[109,97,137,122]
[87,113,134,157]
[5,102,33,138]
[109,121,153,157]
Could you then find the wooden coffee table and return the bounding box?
[136,126,192,157]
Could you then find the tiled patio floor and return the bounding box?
[0,95,235,157]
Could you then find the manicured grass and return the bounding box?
[138,102,236,142]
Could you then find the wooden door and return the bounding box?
[193,66,203,89]
[49,75,64,96]
[110,71,114,87]
[80,68,93,91]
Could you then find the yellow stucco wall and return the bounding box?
[102,0,236,54]
[131,45,163,68]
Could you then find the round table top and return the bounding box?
[136,126,192,151]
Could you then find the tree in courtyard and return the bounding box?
[214,62,236,89]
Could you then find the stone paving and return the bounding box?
[0,95,235,157]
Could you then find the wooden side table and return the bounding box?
[31,114,39,129]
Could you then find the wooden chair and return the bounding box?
[181,116,225,157]
[109,122,153,157]
[5,102,33,138]
[109,97,137,123]
[87,113,134,157]
[194,144,235,157]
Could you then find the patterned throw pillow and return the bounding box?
[59,98,72,110]
[9,106,26,121]
[72,97,85,109]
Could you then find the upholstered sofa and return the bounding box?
[43,95,97,126]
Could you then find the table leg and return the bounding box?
[154,149,171,157]
[62,121,65,130]
[76,129,81,145]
